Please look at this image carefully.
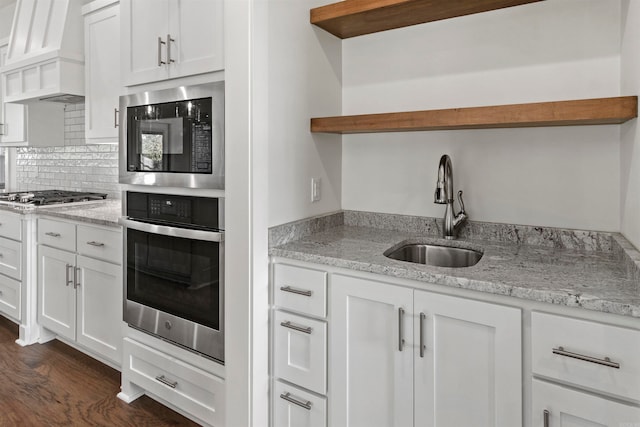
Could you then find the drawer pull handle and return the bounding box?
[280,285,312,297]
[86,241,105,247]
[552,346,620,369]
[280,392,311,410]
[155,375,178,389]
[45,232,61,238]
[543,409,549,427]
[280,320,312,334]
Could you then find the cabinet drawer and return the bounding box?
[77,225,122,264]
[274,380,326,427]
[38,219,76,252]
[532,379,640,426]
[274,310,327,394]
[122,338,225,426]
[532,312,640,401]
[0,214,21,241]
[0,274,20,320]
[0,237,21,280]
[273,264,327,318]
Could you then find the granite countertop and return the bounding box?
[269,211,640,318]
[0,199,122,227]
[38,199,122,227]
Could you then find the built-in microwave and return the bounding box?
[119,82,224,189]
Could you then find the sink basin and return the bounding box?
[384,243,483,268]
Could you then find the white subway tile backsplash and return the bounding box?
[16,103,121,199]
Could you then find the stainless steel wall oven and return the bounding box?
[119,82,224,189]
[121,191,224,363]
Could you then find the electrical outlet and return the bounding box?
[311,178,321,202]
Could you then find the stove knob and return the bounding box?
[164,320,172,330]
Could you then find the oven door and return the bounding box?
[121,218,224,363]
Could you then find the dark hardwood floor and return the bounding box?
[0,316,199,426]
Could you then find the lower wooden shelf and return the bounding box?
[310,96,638,134]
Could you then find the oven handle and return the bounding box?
[119,218,224,243]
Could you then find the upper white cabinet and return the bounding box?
[83,0,120,144]
[120,0,224,86]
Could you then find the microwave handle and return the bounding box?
[119,217,224,243]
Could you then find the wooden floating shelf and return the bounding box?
[310,0,543,39]
[310,97,638,134]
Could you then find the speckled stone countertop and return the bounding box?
[0,200,122,227]
[269,211,640,318]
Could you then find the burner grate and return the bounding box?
[0,190,108,205]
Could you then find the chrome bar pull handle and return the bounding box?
[155,375,177,389]
[45,232,61,237]
[166,34,175,63]
[419,312,426,358]
[157,37,166,66]
[86,241,105,247]
[65,264,73,286]
[280,392,311,410]
[543,409,549,427]
[0,123,4,135]
[398,307,405,351]
[280,285,312,297]
[552,346,620,369]
[74,267,81,289]
[114,109,119,128]
[280,320,312,334]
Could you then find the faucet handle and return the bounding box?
[457,190,466,214]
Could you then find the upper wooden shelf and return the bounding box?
[310,97,638,134]
[310,0,543,39]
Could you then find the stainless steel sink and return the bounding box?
[384,243,482,268]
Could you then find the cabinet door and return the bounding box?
[532,379,640,427]
[39,246,76,340]
[76,255,122,364]
[273,380,326,427]
[330,275,413,427]
[84,2,120,143]
[414,291,522,427]
[0,42,26,144]
[120,0,169,86]
[168,0,223,79]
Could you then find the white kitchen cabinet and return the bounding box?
[532,380,640,427]
[330,274,415,427]
[273,380,327,427]
[83,0,121,144]
[120,0,223,86]
[38,218,122,365]
[121,337,226,426]
[531,312,640,426]
[0,40,26,145]
[0,211,22,322]
[330,273,522,427]
[414,291,522,427]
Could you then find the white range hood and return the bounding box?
[1,0,84,104]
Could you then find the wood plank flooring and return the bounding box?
[0,316,199,426]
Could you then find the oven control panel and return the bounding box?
[126,191,220,230]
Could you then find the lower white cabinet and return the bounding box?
[531,312,640,426]
[532,380,640,427]
[38,219,122,365]
[330,274,522,427]
[122,337,225,426]
[274,380,326,427]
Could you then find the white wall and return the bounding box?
[620,0,640,248]
[342,0,623,231]
[0,2,15,39]
[267,0,342,227]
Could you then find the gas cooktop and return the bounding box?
[0,190,108,206]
